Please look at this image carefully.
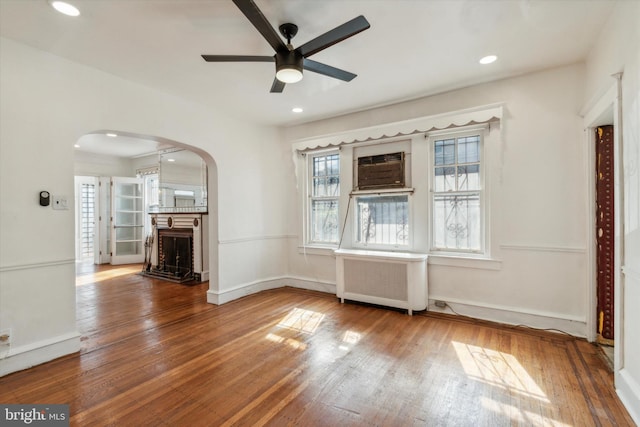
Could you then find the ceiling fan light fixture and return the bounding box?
[276,67,303,84]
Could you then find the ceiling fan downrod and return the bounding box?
[279,23,298,49]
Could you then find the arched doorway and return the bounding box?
[73,130,218,295]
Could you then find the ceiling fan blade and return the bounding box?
[201,55,274,62]
[296,15,370,58]
[303,59,357,82]
[232,0,287,53]
[270,78,286,93]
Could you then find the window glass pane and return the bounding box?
[313,156,325,176]
[356,195,409,246]
[433,194,480,251]
[457,164,480,191]
[434,139,455,165]
[313,177,326,197]
[328,176,339,196]
[311,200,339,243]
[457,135,480,163]
[434,167,456,192]
[329,156,339,175]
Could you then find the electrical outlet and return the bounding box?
[52,195,69,210]
[0,328,10,345]
[0,328,10,360]
[434,300,447,308]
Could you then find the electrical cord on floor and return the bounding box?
[424,301,575,337]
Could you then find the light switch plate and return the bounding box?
[52,196,69,210]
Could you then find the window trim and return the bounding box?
[306,149,341,246]
[427,125,487,255]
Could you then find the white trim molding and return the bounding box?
[617,369,640,425]
[428,255,502,270]
[206,275,337,305]
[292,103,503,151]
[0,332,81,377]
[428,295,587,337]
[218,234,296,245]
[0,258,75,273]
[500,244,586,254]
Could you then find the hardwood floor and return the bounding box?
[0,264,635,426]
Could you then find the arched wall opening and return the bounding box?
[74,129,219,297]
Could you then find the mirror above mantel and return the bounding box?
[154,148,208,213]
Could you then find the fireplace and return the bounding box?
[144,213,208,283]
[156,228,193,280]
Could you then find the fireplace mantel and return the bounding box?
[147,213,209,282]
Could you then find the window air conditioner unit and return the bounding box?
[357,152,405,190]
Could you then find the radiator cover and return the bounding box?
[335,249,428,315]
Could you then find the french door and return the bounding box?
[110,177,145,265]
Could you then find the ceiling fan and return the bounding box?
[201,0,370,93]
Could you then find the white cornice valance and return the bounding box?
[292,103,503,151]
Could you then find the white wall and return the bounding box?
[286,63,590,336]
[584,1,640,423]
[0,37,289,375]
[74,151,133,177]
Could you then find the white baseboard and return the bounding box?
[207,276,336,305]
[427,296,587,337]
[207,277,287,305]
[284,276,337,294]
[0,332,81,377]
[617,369,640,425]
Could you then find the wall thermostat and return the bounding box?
[39,191,50,207]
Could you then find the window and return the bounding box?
[355,194,409,248]
[432,132,482,252]
[309,152,340,244]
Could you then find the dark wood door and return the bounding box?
[596,125,614,342]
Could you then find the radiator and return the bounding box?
[335,249,428,315]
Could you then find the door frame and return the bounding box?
[582,78,624,371]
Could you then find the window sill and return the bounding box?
[428,253,502,270]
[297,245,338,256]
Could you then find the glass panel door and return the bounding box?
[111,177,145,265]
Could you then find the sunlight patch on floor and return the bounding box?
[277,307,324,334]
[480,397,573,427]
[75,266,142,286]
[452,341,548,402]
[451,341,572,426]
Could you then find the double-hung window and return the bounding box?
[309,152,340,244]
[431,131,483,252]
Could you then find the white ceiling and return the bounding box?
[0,0,616,155]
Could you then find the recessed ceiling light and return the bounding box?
[292,107,303,113]
[50,1,80,17]
[479,55,497,65]
[106,133,118,138]
[167,158,176,162]
[74,144,80,148]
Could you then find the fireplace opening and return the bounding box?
[147,228,194,283]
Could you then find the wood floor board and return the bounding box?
[0,263,635,426]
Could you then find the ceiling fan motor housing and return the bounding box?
[275,51,304,82]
